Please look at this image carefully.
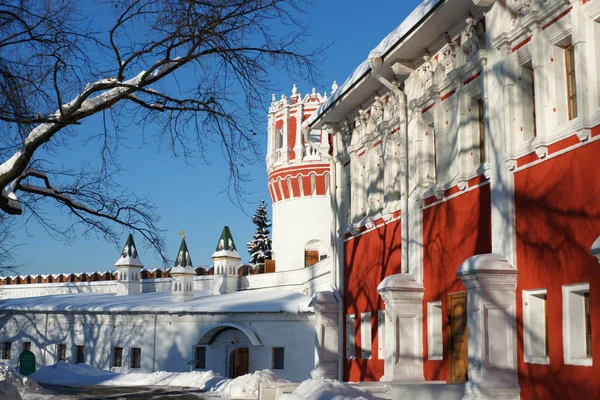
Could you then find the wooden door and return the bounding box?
[234,347,249,377]
[265,259,276,273]
[448,292,468,383]
[305,250,319,267]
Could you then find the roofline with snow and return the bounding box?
[305,0,446,129]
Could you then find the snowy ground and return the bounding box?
[0,362,382,400]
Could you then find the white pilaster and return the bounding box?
[377,273,424,382]
[282,106,289,163]
[456,253,520,400]
[294,106,304,161]
[309,291,339,379]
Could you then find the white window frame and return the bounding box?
[562,282,592,366]
[523,288,549,364]
[377,310,385,360]
[346,314,356,359]
[360,312,372,360]
[427,301,443,360]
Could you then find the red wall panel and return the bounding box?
[421,184,492,382]
[344,219,402,381]
[515,138,600,399]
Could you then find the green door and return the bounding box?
[18,350,35,376]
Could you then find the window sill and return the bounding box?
[565,356,593,367]
[524,355,549,365]
[428,355,443,361]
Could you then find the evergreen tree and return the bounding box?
[247,199,272,264]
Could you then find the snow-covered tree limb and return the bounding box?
[0,0,320,265]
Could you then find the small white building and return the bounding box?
[0,227,338,383]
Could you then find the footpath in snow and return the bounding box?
[0,361,383,400]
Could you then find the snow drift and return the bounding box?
[283,378,383,400]
[30,362,224,389]
[30,362,289,398]
[0,362,43,400]
[215,369,289,399]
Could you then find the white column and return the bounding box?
[267,112,275,168]
[456,253,520,400]
[377,273,424,382]
[310,291,339,379]
[282,107,289,163]
[294,105,304,161]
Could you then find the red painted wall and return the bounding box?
[421,184,492,381]
[344,218,402,381]
[515,138,600,399]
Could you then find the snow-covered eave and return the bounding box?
[0,308,314,316]
[304,0,446,130]
[115,256,144,267]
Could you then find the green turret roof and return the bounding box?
[175,237,193,268]
[115,234,143,267]
[215,226,237,252]
[212,226,241,260]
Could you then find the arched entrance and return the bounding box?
[197,323,262,378]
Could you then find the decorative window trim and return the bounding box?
[346,314,356,360]
[377,310,385,360]
[523,288,550,365]
[563,282,592,366]
[360,312,372,360]
[427,301,443,360]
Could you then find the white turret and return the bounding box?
[266,85,333,272]
[171,232,195,302]
[114,234,143,296]
[212,226,240,295]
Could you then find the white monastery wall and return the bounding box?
[0,311,315,383]
[0,265,330,299]
[239,257,331,294]
[271,196,331,272]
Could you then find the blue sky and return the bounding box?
[11,0,423,275]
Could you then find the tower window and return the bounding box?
[75,345,85,364]
[194,346,206,369]
[523,289,549,364]
[565,45,577,120]
[112,347,123,367]
[57,344,67,361]
[563,283,591,365]
[1,342,11,360]
[130,347,141,369]
[272,347,284,369]
[477,99,485,164]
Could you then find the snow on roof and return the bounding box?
[305,0,442,128]
[0,289,313,314]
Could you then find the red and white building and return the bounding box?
[269,0,600,398]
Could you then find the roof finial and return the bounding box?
[331,81,338,94]
[179,230,185,239]
[292,84,299,97]
[271,94,276,103]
